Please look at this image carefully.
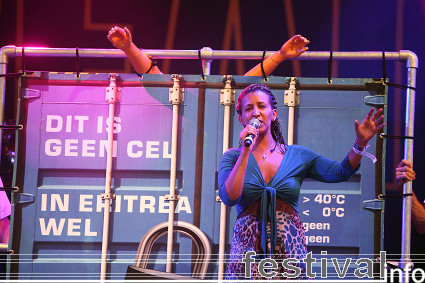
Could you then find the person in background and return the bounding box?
[107,26,309,76]
[396,159,423,234]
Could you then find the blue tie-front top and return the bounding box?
[218,145,357,256]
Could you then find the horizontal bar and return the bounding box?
[0,46,418,68]
[139,80,381,90]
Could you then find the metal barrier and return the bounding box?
[0,46,418,281]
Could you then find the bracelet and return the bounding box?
[135,60,158,77]
[352,142,377,163]
[146,60,157,73]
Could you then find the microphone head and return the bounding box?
[249,118,261,129]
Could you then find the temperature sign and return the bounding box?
[300,192,361,247]
[314,194,346,217]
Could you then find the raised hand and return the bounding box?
[354,107,385,146]
[107,26,132,51]
[279,35,309,59]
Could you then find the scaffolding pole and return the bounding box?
[0,46,418,281]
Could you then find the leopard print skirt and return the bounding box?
[225,198,309,280]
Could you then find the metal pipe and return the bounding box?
[100,101,114,281]
[285,78,298,145]
[166,75,184,273]
[398,50,417,283]
[218,104,231,281]
[3,46,415,62]
[400,65,417,282]
[0,46,418,280]
[100,74,119,281]
[200,47,213,76]
[218,77,234,281]
[0,47,11,128]
[400,50,419,69]
[0,46,16,61]
[287,107,294,146]
[166,102,179,273]
[0,45,10,281]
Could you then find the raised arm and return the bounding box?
[107,26,162,74]
[396,159,424,234]
[244,35,309,76]
[347,107,385,169]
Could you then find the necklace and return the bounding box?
[254,143,276,161]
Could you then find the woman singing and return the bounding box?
[218,83,384,280]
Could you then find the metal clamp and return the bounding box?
[362,199,383,211]
[20,88,41,99]
[165,194,180,201]
[14,193,35,204]
[169,74,184,104]
[364,95,386,107]
[220,75,235,106]
[284,77,300,107]
[106,74,121,103]
[100,193,116,200]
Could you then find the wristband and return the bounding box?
[146,60,157,73]
[352,142,377,163]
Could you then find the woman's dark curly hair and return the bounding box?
[236,83,286,153]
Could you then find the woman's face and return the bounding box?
[238,90,277,135]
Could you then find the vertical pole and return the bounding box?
[100,74,120,281]
[218,105,230,281]
[285,77,299,146]
[218,77,234,281]
[0,51,8,135]
[0,49,9,280]
[166,75,184,273]
[166,103,179,273]
[287,106,294,145]
[400,66,416,283]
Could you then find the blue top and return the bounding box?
[218,144,357,255]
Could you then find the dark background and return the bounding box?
[0,0,423,271]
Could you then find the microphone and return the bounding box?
[244,118,260,147]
